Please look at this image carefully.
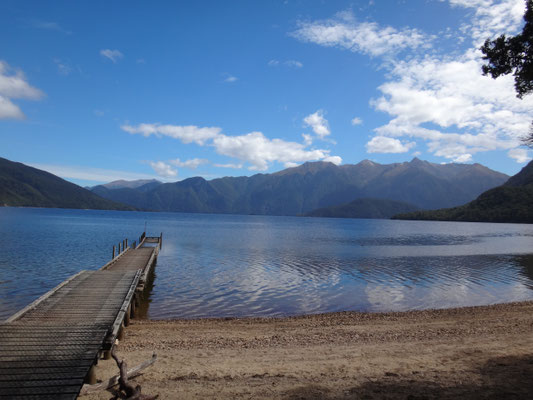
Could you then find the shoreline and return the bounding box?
[80,300,533,399]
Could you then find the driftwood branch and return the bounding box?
[111,346,158,400]
[79,352,157,395]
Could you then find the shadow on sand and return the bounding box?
[283,354,533,399]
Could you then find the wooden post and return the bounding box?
[118,323,125,341]
[85,364,97,385]
[160,232,163,249]
[130,300,136,318]
[119,242,122,254]
[103,349,111,360]
[122,239,126,251]
[112,245,116,259]
[125,238,128,249]
[125,305,131,326]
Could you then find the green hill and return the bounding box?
[393,160,533,223]
[305,198,420,219]
[0,157,135,210]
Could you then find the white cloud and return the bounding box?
[371,48,533,162]
[351,116,363,126]
[303,110,330,139]
[214,163,243,169]
[291,10,431,57]
[0,61,44,119]
[224,75,238,83]
[453,153,473,163]
[323,155,342,165]
[28,163,159,183]
[268,59,303,68]
[447,0,525,44]
[149,161,178,178]
[302,133,313,146]
[284,162,299,168]
[126,122,342,171]
[100,49,123,63]
[366,136,415,153]
[285,60,303,68]
[212,131,332,171]
[122,123,221,145]
[0,96,24,119]
[508,148,531,163]
[169,158,208,169]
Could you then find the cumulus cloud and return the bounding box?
[323,155,343,165]
[447,0,525,44]
[371,48,533,162]
[122,123,221,145]
[169,158,208,169]
[100,49,123,63]
[214,163,243,169]
[290,2,532,165]
[351,116,363,126]
[508,148,531,163]
[124,122,340,171]
[0,61,44,119]
[291,10,431,57]
[212,131,333,170]
[303,110,330,139]
[149,161,178,178]
[366,136,415,153]
[365,1,531,163]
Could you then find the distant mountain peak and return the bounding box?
[274,161,337,176]
[102,179,161,190]
[356,159,378,166]
[410,157,427,164]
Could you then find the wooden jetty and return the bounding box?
[0,233,162,399]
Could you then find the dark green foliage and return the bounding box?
[394,160,533,223]
[92,159,508,216]
[305,198,420,219]
[0,157,135,210]
[481,0,533,99]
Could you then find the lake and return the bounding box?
[1,207,533,320]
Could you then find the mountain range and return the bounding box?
[0,157,134,210]
[393,159,533,223]
[90,158,508,215]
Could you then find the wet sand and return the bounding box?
[80,301,533,399]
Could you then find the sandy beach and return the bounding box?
[80,301,533,399]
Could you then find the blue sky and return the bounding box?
[1,0,532,186]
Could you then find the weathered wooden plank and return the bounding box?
[0,369,88,381]
[0,384,81,396]
[0,378,84,389]
[0,359,94,369]
[2,271,88,324]
[0,394,77,400]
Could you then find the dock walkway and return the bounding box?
[0,233,161,399]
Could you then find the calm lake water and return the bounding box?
[1,207,533,320]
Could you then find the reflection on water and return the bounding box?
[1,207,533,320]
